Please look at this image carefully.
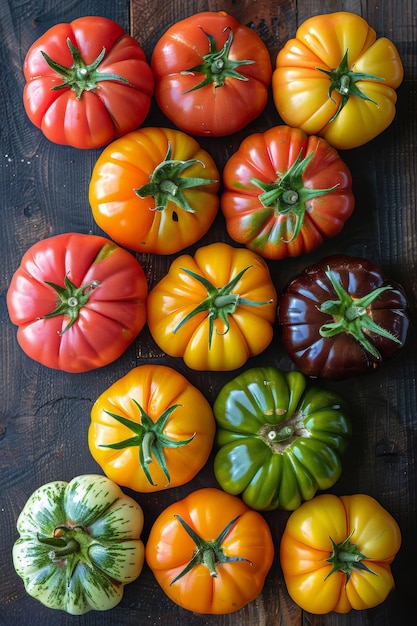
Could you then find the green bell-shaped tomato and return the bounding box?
[213,367,351,511]
[12,474,145,614]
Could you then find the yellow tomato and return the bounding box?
[88,365,215,491]
[280,493,402,614]
[146,242,277,371]
[273,12,404,149]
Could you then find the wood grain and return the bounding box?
[1,0,416,624]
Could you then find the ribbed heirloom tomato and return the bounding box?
[151,11,272,136]
[146,488,274,614]
[88,365,215,492]
[89,127,220,254]
[278,254,409,379]
[146,242,277,371]
[221,125,354,259]
[13,475,145,615]
[23,16,154,148]
[213,367,351,511]
[6,233,148,372]
[273,12,404,149]
[280,493,401,614]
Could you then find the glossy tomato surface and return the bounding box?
[89,128,220,254]
[23,16,154,148]
[89,364,215,492]
[213,367,351,511]
[7,233,148,372]
[221,125,354,259]
[147,242,277,371]
[278,254,409,379]
[273,12,404,149]
[280,493,401,614]
[146,487,274,614]
[151,11,272,136]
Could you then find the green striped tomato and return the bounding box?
[12,475,145,614]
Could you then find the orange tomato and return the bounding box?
[89,127,220,254]
[146,487,274,614]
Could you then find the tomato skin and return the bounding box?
[6,233,148,372]
[221,125,354,260]
[280,493,401,614]
[88,365,215,492]
[146,243,277,371]
[213,367,351,511]
[273,12,404,149]
[151,11,272,136]
[278,254,409,379]
[23,16,154,148]
[12,474,145,615]
[89,128,220,254]
[146,487,274,614]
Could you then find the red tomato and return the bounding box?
[23,16,154,148]
[221,126,354,259]
[151,11,272,136]
[6,233,148,372]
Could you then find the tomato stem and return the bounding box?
[142,431,156,465]
[267,426,293,442]
[181,26,255,93]
[319,268,402,359]
[41,38,128,99]
[326,532,375,581]
[100,400,194,487]
[169,514,251,585]
[43,274,100,334]
[174,265,273,349]
[135,143,217,213]
[47,538,80,558]
[202,547,218,577]
[37,525,98,584]
[339,74,350,95]
[258,412,310,451]
[316,49,384,122]
[251,150,338,242]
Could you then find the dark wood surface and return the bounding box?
[1,0,416,624]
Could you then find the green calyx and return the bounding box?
[250,150,338,242]
[37,525,98,581]
[135,143,217,213]
[41,38,128,99]
[319,268,402,359]
[170,514,250,584]
[317,49,384,122]
[181,26,255,93]
[43,274,100,334]
[325,531,375,581]
[174,265,273,349]
[100,401,194,486]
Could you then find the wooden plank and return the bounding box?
[0,0,415,624]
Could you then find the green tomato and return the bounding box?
[12,474,145,615]
[213,367,351,511]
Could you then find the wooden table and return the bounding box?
[1,1,415,624]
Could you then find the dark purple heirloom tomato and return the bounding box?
[278,255,409,379]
